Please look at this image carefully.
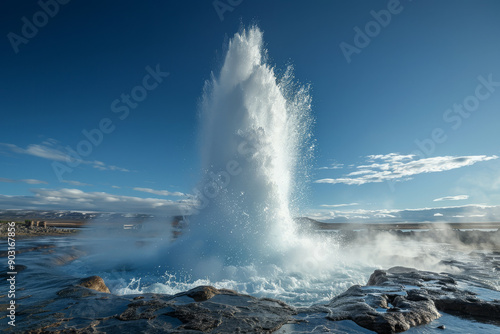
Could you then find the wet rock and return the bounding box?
[57,286,97,298]
[25,320,101,334]
[352,266,500,332]
[185,285,221,301]
[319,265,500,333]
[78,276,110,293]
[166,293,296,333]
[117,299,171,321]
[57,276,110,298]
[25,286,295,333]
[433,295,500,319]
[366,269,390,286]
[325,282,440,333]
[15,268,500,333]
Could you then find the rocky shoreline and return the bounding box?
[2,227,499,333]
[4,265,498,333]
[0,222,77,238]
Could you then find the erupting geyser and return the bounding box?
[80,26,350,303]
[166,26,315,277]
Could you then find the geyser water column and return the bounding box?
[168,26,313,277]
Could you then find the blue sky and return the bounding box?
[1,0,499,222]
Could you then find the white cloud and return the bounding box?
[1,142,69,161]
[318,163,344,170]
[433,195,469,202]
[374,213,397,218]
[367,153,414,162]
[315,154,498,185]
[62,180,93,187]
[0,142,130,173]
[320,202,359,208]
[92,161,130,172]
[0,188,192,215]
[133,187,186,197]
[0,177,48,185]
[21,179,48,185]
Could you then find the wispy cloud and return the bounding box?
[433,195,469,202]
[315,153,498,185]
[0,141,130,173]
[1,143,69,161]
[133,187,186,197]
[318,163,344,170]
[22,179,48,185]
[62,180,93,187]
[320,202,359,208]
[92,160,130,172]
[0,177,48,185]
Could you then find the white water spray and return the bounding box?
[78,26,362,303]
[68,26,497,307]
[163,26,317,277]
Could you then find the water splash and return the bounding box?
[74,26,358,304]
[164,26,316,277]
[63,26,500,308]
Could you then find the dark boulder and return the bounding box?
[78,275,110,293]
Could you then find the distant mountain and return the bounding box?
[0,209,157,222]
[308,204,500,224]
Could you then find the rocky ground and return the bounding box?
[2,227,499,333]
[2,265,499,333]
